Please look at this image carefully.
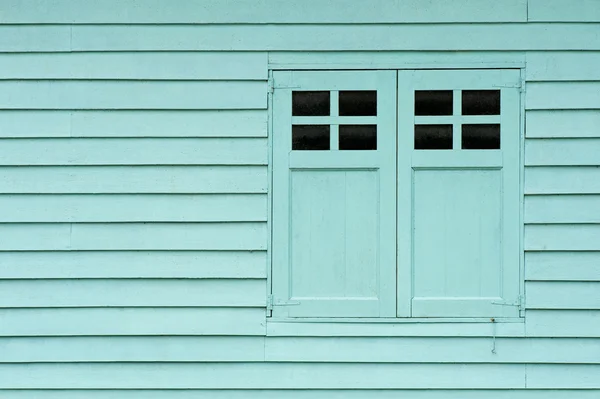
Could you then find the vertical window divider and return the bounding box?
[331,90,340,150]
[453,89,462,150]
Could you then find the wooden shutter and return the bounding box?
[272,71,397,318]
[397,69,521,318]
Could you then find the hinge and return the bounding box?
[493,79,525,93]
[267,77,274,94]
[266,294,274,311]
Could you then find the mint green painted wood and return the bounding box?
[525,225,600,251]
[0,138,267,165]
[525,167,600,194]
[528,0,600,22]
[525,195,600,223]
[527,82,600,110]
[526,364,600,388]
[527,311,600,337]
[0,363,527,389]
[272,70,397,318]
[526,139,600,166]
[0,194,266,222]
[0,279,265,308]
[527,52,600,81]
[0,52,267,80]
[0,251,266,279]
[0,166,267,193]
[526,110,600,138]
[0,0,527,23]
[0,110,267,138]
[62,25,600,52]
[526,252,600,281]
[0,81,266,110]
[0,308,266,336]
[0,223,266,251]
[0,26,70,51]
[526,282,600,309]
[397,69,521,318]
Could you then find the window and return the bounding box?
[271,70,521,319]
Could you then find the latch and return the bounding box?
[266,294,300,311]
[491,295,523,311]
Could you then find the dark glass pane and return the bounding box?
[339,91,377,116]
[414,125,453,150]
[462,90,500,115]
[292,125,330,150]
[462,124,500,149]
[339,125,377,150]
[415,90,453,116]
[292,91,330,116]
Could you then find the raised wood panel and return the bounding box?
[526,310,600,337]
[0,363,526,389]
[525,224,600,251]
[0,166,267,194]
[0,26,70,52]
[0,336,265,362]
[0,81,266,110]
[63,24,600,52]
[0,251,267,279]
[0,110,267,138]
[529,0,600,22]
[0,138,267,165]
[0,308,266,336]
[527,52,600,81]
[525,139,600,166]
[0,223,266,251]
[526,364,600,388]
[525,195,600,223]
[526,82,600,110]
[0,279,265,308]
[525,167,600,194]
[526,282,600,309]
[525,252,600,281]
[0,52,267,80]
[0,0,528,23]
[0,194,266,222]
[264,337,600,363]
[526,110,600,138]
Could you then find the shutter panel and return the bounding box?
[272,71,397,318]
[397,69,521,318]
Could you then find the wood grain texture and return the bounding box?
[526,364,600,388]
[525,167,600,194]
[526,139,600,166]
[526,282,600,309]
[527,52,600,81]
[526,82,600,110]
[525,195,600,223]
[526,310,600,337]
[525,224,600,251]
[526,110,600,138]
[0,26,70,51]
[525,252,600,281]
[529,0,600,22]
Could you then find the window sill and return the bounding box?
[266,317,525,337]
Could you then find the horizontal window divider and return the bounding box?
[414,115,501,124]
[292,116,378,125]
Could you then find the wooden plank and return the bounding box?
[0,250,266,279]
[526,310,600,337]
[529,0,600,22]
[0,336,265,362]
[68,24,600,51]
[526,252,600,281]
[0,194,266,222]
[525,167,600,194]
[525,224,600,251]
[267,321,525,337]
[526,139,600,166]
[0,363,526,389]
[0,52,267,80]
[0,138,267,165]
[0,166,267,194]
[0,110,267,138]
[527,52,600,81]
[525,195,600,223]
[264,337,600,364]
[527,82,600,110]
[0,308,266,336]
[0,81,266,110]
[526,110,600,138]
[0,390,597,399]
[0,279,266,308]
[0,26,70,52]
[0,0,528,23]
[527,282,600,309]
[526,365,600,388]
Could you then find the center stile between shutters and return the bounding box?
[271,69,522,319]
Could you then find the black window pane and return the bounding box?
[415,125,453,150]
[462,90,500,115]
[292,91,330,116]
[462,124,500,149]
[339,125,377,150]
[415,90,453,116]
[339,91,377,116]
[292,125,330,150]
